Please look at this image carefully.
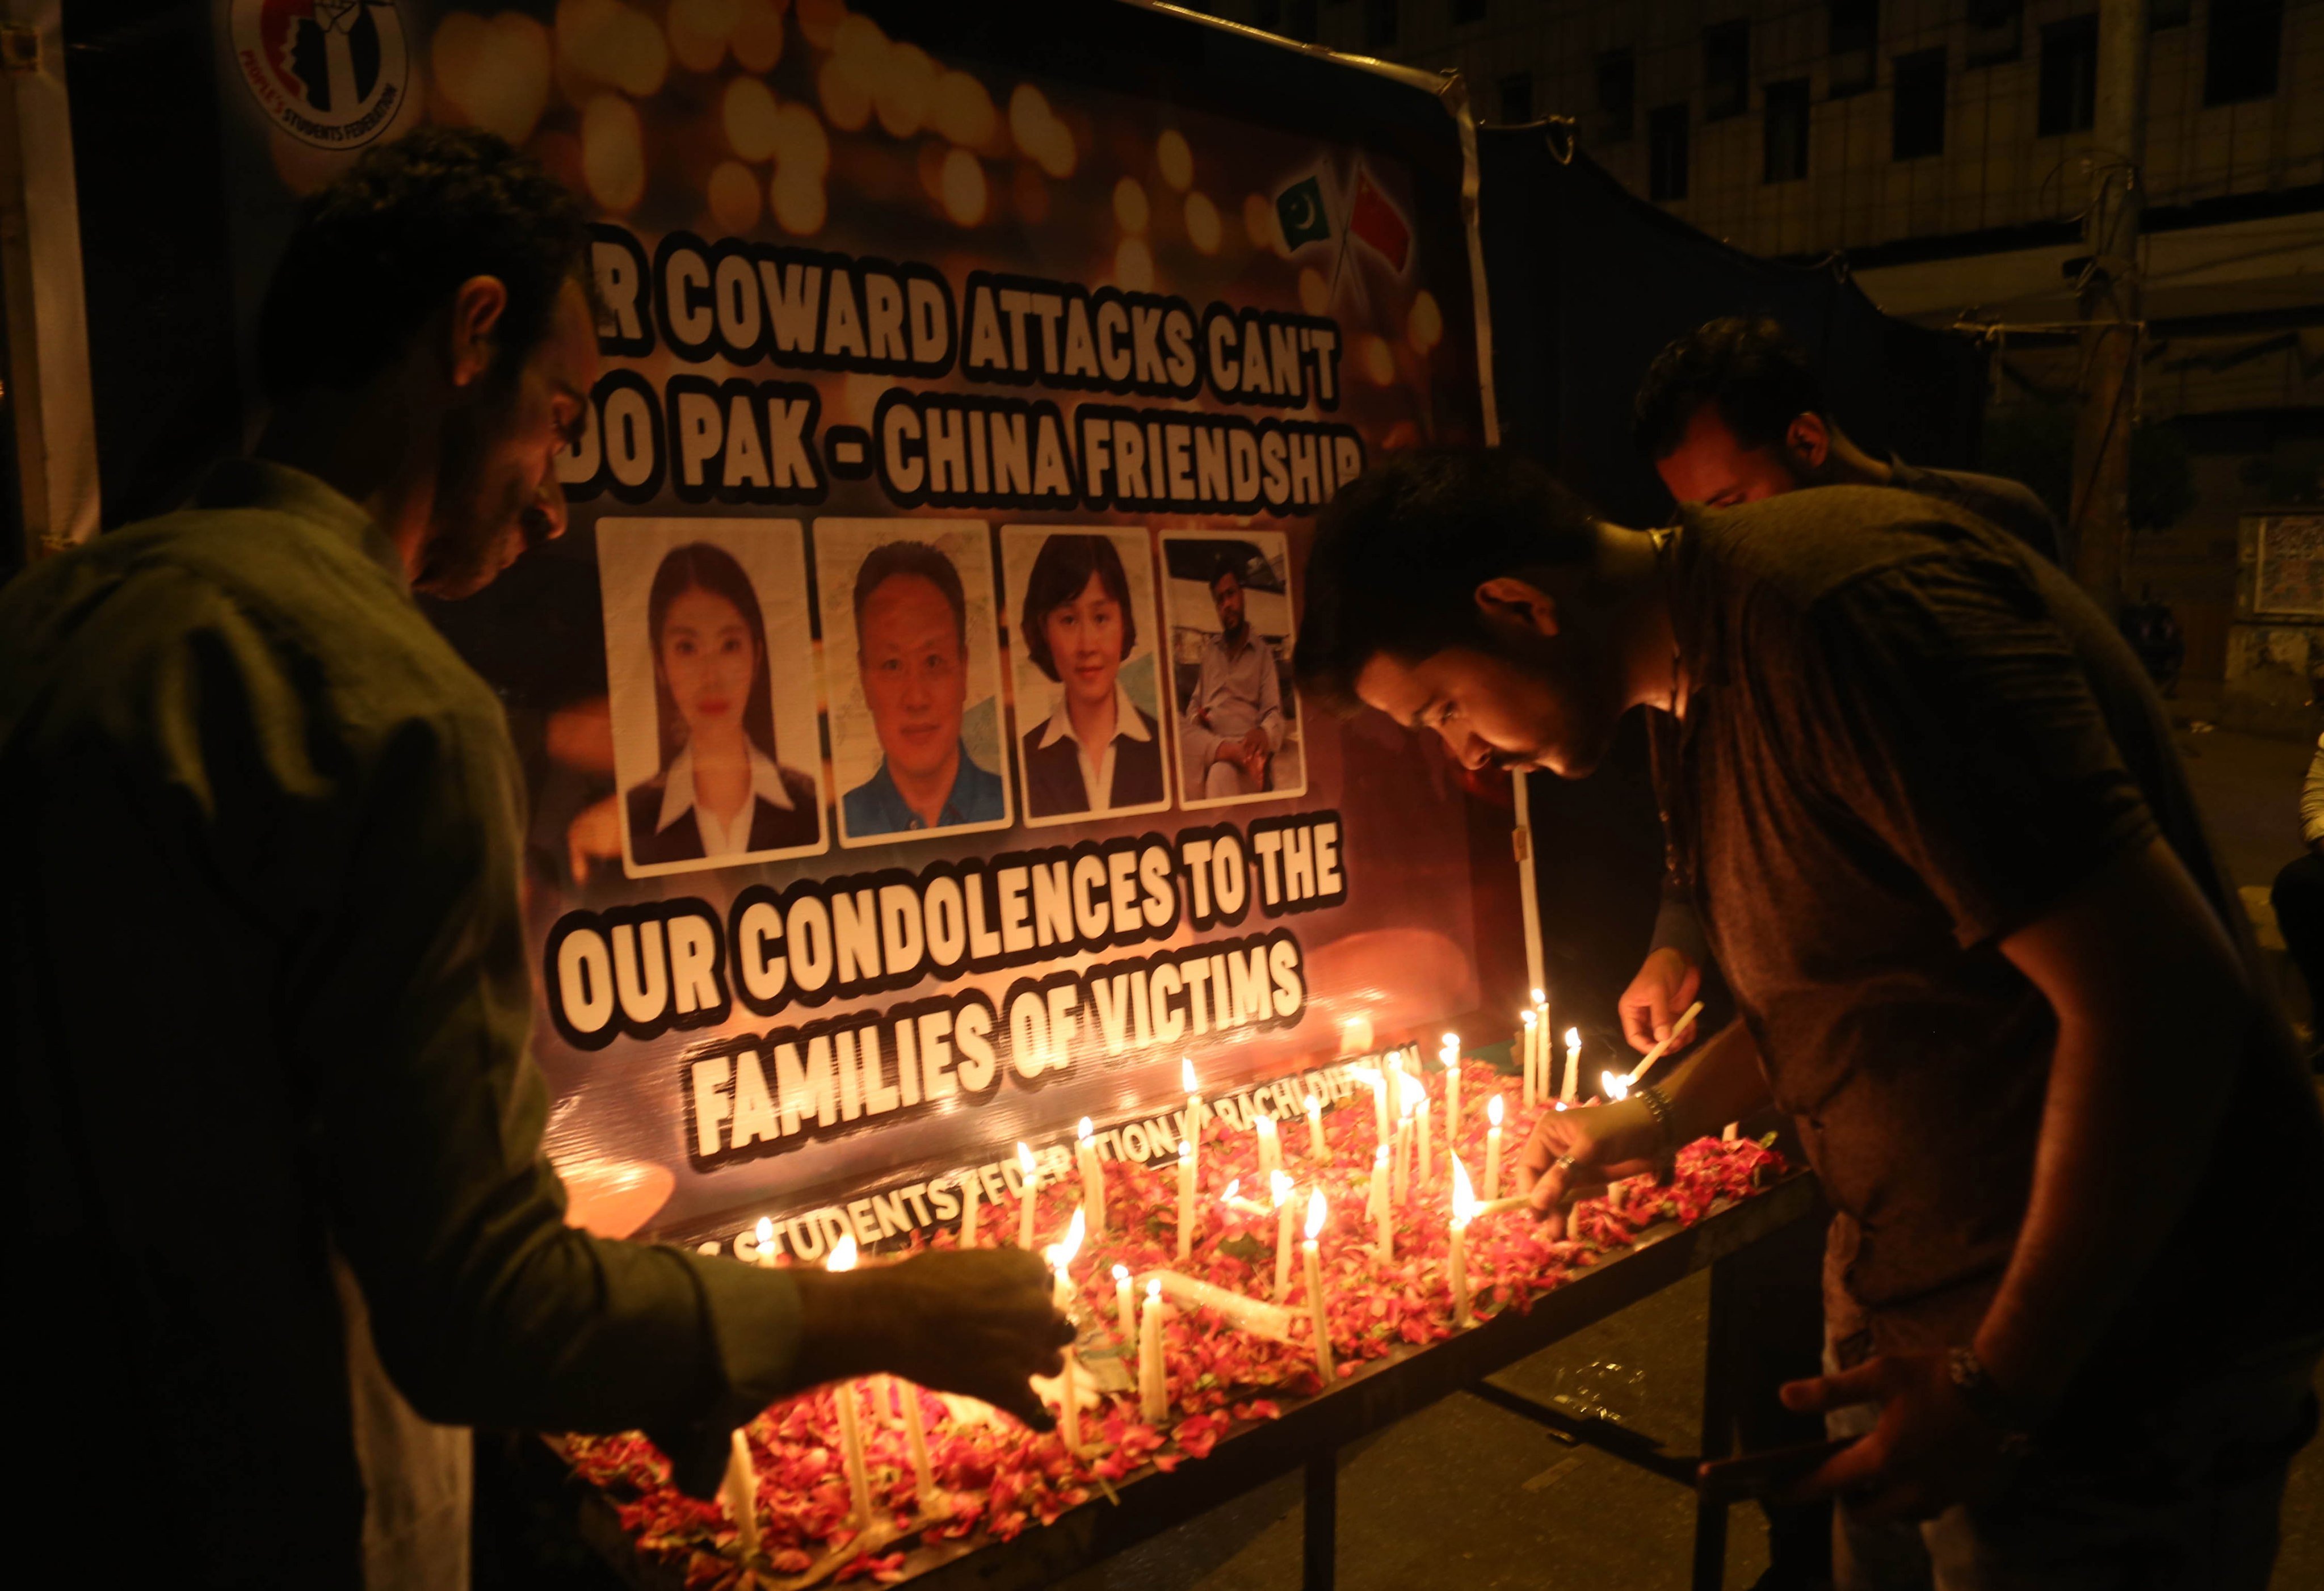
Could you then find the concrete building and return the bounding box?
[1210,0,2323,712]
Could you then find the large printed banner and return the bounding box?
[207,0,1501,1252]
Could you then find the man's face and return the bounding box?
[421,277,598,598]
[1654,403,1805,510]
[859,572,968,781]
[1212,572,1246,634]
[1354,623,1623,781]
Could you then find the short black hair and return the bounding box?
[1631,315,1824,461]
[1211,559,1243,593]
[1295,448,1599,710]
[257,127,592,402]
[854,540,969,653]
[648,542,778,770]
[1020,534,1137,681]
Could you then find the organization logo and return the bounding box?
[230,0,410,149]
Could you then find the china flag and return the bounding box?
[1347,173,1410,271]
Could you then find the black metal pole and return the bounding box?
[1690,1249,1743,1590]
[1304,1446,1338,1591]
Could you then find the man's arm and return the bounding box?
[1181,647,1224,767]
[1253,640,1285,753]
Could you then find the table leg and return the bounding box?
[1303,1446,1337,1591]
[1690,1248,1744,1590]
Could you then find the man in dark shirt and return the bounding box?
[2,131,1067,1589]
[1298,449,2324,1588]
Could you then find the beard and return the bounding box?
[414,388,532,599]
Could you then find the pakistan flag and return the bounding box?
[1275,176,1330,249]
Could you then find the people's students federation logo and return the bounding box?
[231,0,409,149]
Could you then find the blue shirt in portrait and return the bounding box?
[842,742,1007,836]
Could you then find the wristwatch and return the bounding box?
[1945,1346,2038,1454]
[1633,1082,1678,1149]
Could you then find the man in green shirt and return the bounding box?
[2,130,1066,1589]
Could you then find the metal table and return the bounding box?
[572,1170,1822,1591]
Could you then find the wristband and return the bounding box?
[1633,1082,1677,1150]
[1946,1345,2039,1451]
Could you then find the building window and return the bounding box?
[2037,15,2098,135]
[1649,103,1691,200]
[1763,80,1810,181]
[1452,0,1488,24]
[1364,0,1398,50]
[1596,47,1636,141]
[1892,48,1946,159]
[1966,0,2023,66]
[2206,0,2284,104]
[1499,72,1534,124]
[1829,0,1877,96]
[1704,20,1750,121]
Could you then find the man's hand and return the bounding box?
[793,1248,1073,1431]
[1777,1353,2016,1521]
[566,795,621,885]
[1518,1098,1663,1236]
[1620,946,1702,1055]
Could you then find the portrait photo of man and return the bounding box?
[1162,532,1306,808]
[1003,526,1173,827]
[818,522,1012,845]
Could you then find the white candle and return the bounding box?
[723,1428,760,1561]
[1562,1027,1582,1103]
[754,1216,775,1266]
[1392,1084,1414,1204]
[957,1173,979,1249]
[1305,1088,1326,1162]
[1220,1177,1271,1218]
[1417,1094,1432,1186]
[1144,1269,1301,1341]
[1176,1152,1197,1263]
[1452,1157,1482,1327]
[1255,1112,1280,1181]
[1047,1211,1086,1453]
[1442,1035,1462,1139]
[892,1376,933,1503]
[825,1236,874,1526]
[1472,1193,1530,1220]
[1139,1279,1167,1421]
[1484,1094,1504,1202]
[1075,1117,1106,1234]
[1368,1065,1390,1148]
[1302,1189,1333,1383]
[1114,1262,1135,1332]
[1178,1059,1203,1262]
[1017,1141,1040,1251]
[1371,1143,1392,1260]
[1271,1170,1295,1300]
[1521,1010,1538,1106]
[1724,1120,1739,1141]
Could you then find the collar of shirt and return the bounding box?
[194,458,409,595]
[1036,681,1149,812]
[657,741,794,851]
[858,742,992,830]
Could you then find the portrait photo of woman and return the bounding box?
[623,540,822,867]
[1010,530,1171,824]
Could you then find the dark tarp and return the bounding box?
[1476,123,1989,1050]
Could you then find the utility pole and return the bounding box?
[2068,0,2149,612]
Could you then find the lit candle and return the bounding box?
[1602,1068,1630,1103]
[957,1173,978,1248]
[1531,989,1549,1103]
[1628,998,1704,1085]
[825,1236,874,1527]
[1144,1269,1300,1340]
[1220,1177,1271,1217]
[1302,1188,1334,1383]
[754,1215,775,1266]
[1114,1261,1135,1332]
[1046,1209,1086,1453]
[1178,1060,1202,1262]
[1562,1027,1582,1103]
[1367,1065,1390,1148]
[1138,1279,1167,1421]
[1393,1079,1415,1204]
[1176,1152,1197,1263]
[892,1376,934,1505]
[1371,1143,1392,1260]
[1075,1117,1106,1234]
[1255,1111,1281,1181]
[1724,1120,1739,1141]
[1442,1032,1462,1139]
[722,1428,760,1561]
[1417,1092,1432,1186]
[1304,1088,1326,1162]
[1521,1009,1539,1107]
[1484,1094,1504,1202]
[1449,1158,1477,1328]
[1017,1141,1040,1251]
[1271,1169,1295,1300]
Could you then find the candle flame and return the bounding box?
[1270,1169,1293,1207]
[754,1215,774,1246]
[1221,1177,1240,1201]
[1398,1074,1418,1118]
[827,1233,858,1272]
[1521,1008,1537,1028]
[1564,1027,1581,1052]
[1182,1057,1197,1094]
[1374,1143,1389,1166]
[1047,1206,1086,1271]
[1146,1277,1162,1303]
[1487,1094,1504,1127]
[1451,1156,1477,1227]
[1256,1113,1276,1137]
[1078,1116,1093,1141]
[1112,1262,1130,1283]
[1531,988,1545,1005]
[1441,1031,1458,1049]
[1305,1186,1327,1240]
[1602,1069,1630,1102]
[1017,1141,1036,1174]
[1305,1089,1321,1111]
